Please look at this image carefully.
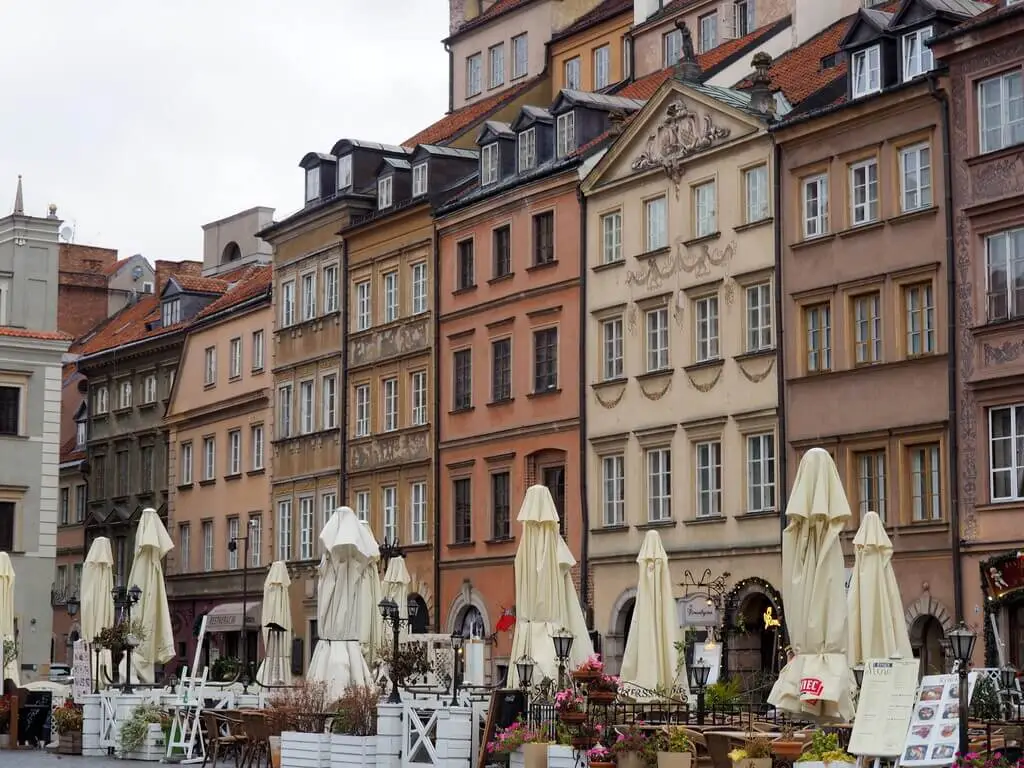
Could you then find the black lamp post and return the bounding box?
[999,665,1017,720]
[689,657,711,725]
[552,629,574,690]
[112,584,142,694]
[450,630,465,707]
[947,622,977,760]
[65,592,80,668]
[228,518,258,693]
[378,596,419,704]
[853,664,865,689]
[516,655,535,691]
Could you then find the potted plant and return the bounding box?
[653,726,695,768]
[771,723,804,760]
[53,698,84,755]
[329,685,378,766]
[612,724,656,768]
[0,693,12,748]
[588,744,614,768]
[795,730,855,768]
[488,720,543,768]
[587,674,620,705]
[729,736,773,768]
[118,702,169,760]
[572,654,604,683]
[554,687,587,725]
[271,681,333,768]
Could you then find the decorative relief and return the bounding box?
[625,240,736,290]
[969,151,1024,201]
[350,430,429,472]
[984,340,1024,366]
[737,356,775,384]
[350,317,429,367]
[639,378,672,401]
[632,99,732,195]
[593,386,626,409]
[685,366,723,393]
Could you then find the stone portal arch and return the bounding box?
[604,587,638,675]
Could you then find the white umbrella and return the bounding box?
[256,561,293,686]
[359,521,383,663]
[81,537,115,688]
[383,555,411,642]
[620,530,681,693]
[0,552,18,684]
[507,485,594,688]
[768,448,855,722]
[308,506,377,700]
[848,510,912,664]
[124,508,175,684]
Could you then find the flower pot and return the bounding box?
[572,669,601,683]
[795,761,824,768]
[734,759,773,768]
[510,749,527,768]
[591,763,615,768]
[773,741,804,759]
[329,733,377,766]
[58,732,83,755]
[558,710,587,725]
[524,742,549,768]
[588,690,616,705]
[572,736,596,751]
[659,752,693,768]
[619,752,646,768]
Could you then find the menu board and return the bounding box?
[849,658,921,757]
[901,673,979,767]
[72,640,92,703]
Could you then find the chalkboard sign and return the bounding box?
[17,690,52,747]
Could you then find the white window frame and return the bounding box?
[180,442,193,485]
[564,57,581,90]
[411,262,428,315]
[849,158,879,226]
[853,292,882,364]
[805,304,832,373]
[518,128,537,171]
[851,45,881,98]
[602,453,625,526]
[251,424,264,471]
[281,279,296,326]
[747,432,775,513]
[299,496,315,560]
[354,384,370,437]
[489,43,504,89]
[978,71,1024,154]
[383,270,399,323]
[411,370,428,426]
[694,180,717,237]
[252,329,265,370]
[802,174,829,239]
[321,492,337,531]
[645,307,670,372]
[696,440,722,518]
[663,29,682,66]
[203,521,214,572]
[278,384,293,438]
[229,337,242,378]
[744,164,769,223]
[323,264,339,314]
[602,316,624,381]
[899,143,932,212]
[204,347,216,386]
[179,524,191,572]
[305,167,320,202]
[118,379,132,409]
[512,33,528,79]
[746,282,773,352]
[228,429,241,475]
[355,490,370,523]
[322,374,337,430]
[94,385,108,415]
[355,280,372,331]
[601,210,622,264]
[76,419,87,447]
[646,447,672,522]
[556,112,576,158]
[699,11,718,53]
[644,196,668,251]
[695,295,720,362]
[382,485,398,544]
[249,515,262,567]
[377,176,393,210]
[203,436,216,481]
[412,162,428,197]
[857,450,887,521]
[466,53,482,97]
[299,380,314,434]
[277,499,293,560]
[985,228,1024,322]
[162,298,181,327]
[301,271,317,320]
[481,143,499,185]
[910,443,941,521]
[336,154,352,190]
[410,481,427,544]
[902,26,933,81]
[593,45,610,89]
[735,0,754,37]
[382,377,399,432]
[143,374,157,404]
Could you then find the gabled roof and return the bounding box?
[331,139,410,157]
[927,0,1010,41]
[61,436,85,464]
[0,327,72,342]
[445,0,539,42]
[551,90,645,115]
[412,145,480,161]
[477,120,516,143]
[74,294,169,356]
[550,0,632,42]
[299,152,334,169]
[193,266,272,322]
[381,157,412,172]
[840,8,894,47]
[103,255,136,276]
[511,105,554,131]
[172,274,230,295]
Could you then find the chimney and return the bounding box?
[673,20,703,83]
[748,52,775,115]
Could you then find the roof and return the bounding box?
[550,0,633,42]
[403,74,545,147]
[103,256,135,276]
[446,0,538,41]
[554,90,646,113]
[932,0,1019,40]
[480,120,516,140]
[61,437,85,464]
[173,274,230,294]
[382,157,412,170]
[193,266,272,322]
[416,145,480,160]
[0,327,72,342]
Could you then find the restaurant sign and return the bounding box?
[677,595,719,627]
[983,551,1024,600]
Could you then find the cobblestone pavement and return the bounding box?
[2,749,126,768]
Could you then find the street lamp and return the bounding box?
[516,655,535,691]
[999,665,1017,720]
[66,593,80,618]
[228,518,259,693]
[853,664,865,689]
[111,584,142,694]
[379,538,403,575]
[689,657,711,725]
[947,622,976,759]
[378,596,419,704]
[450,630,465,707]
[552,629,573,690]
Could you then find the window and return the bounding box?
[299,380,314,434]
[94,385,108,415]
[853,292,882,365]
[162,298,181,327]
[251,424,264,471]
[663,29,682,66]
[202,521,214,571]
[564,57,581,89]
[533,211,554,265]
[227,517,239,569]
[355,280,371,331]
[601,211,622,264]
[646,447,672,521]
[305,167,320,201]
[277,499,293,560]
[517,128,536,172]
[699,12,717,53]
[75,485,86,521]
[856,450,887,520]
[556,112,575,158]
[383,271,399,323]
[646,307,670,372]
[377,176,393,210]
[115,450,130,495]
[354,384,370,437]
[299,496,315,560]
[60,487,69,525]
[990,404,1024,502]
[412,162,428,197]
[850,159,879,225]
[203,436,216,481]
[337,154,352,190]
[410,482,427,544]
[602,454,625,526]
[623,36,633,79]
[979,71,1023,153]
[903,27,933,81]
[694,181,717,237]
[489,43,504,88]
[202,347,217,387]
[744,165,769,222]
[533,328,558,392]
[229,337,242,379]
[321,492,337,530]
[382,378,399,432]
[491,471,511,540]
[453,349,473,410]
[602,317,624,380]
[492,226,512,278]
[180,442,193,485]
[411,262,428,314]
[252,330,265,371]
[644,196,667,251]
[480,142,499,185]
[466,53,482,96]
[852,46,881,98]
[281,280,295,326]
[457,239,475,290]
[491,338,512,401]
[805,303,832,372]
[593,45,610,89]
[905,283,936,356]
[802,174,829,238]
[909,443,941,521]
[179,524,191,572]
[512,33,528,78]
[142,374,157,404]
[696,441,722,517]
[355,490,369,523]
[986,228,1024,322]
[249,515,262,567]
[735,0,754,37]
[322,374,337,430]
[746,282,773,352]
[278,384,293,438]
[302,272,317,321]
[454,478,472,543]
[140,445,153,490]
[899,143,932,212]
[695,295,720,362]
[323,264,339,314]
[747,433,775,512]
[76,419,87,447]
[411,371,428,426]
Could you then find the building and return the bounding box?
[201,207,275,278]
[0,179,72,680]
[57,246,155,340]
[930,0,1024,667]
[549,0,634,92]
[775,0,988,678]
[340,144,478,636]
[165,264,273,671]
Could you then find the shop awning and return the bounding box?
[204,602,262,633]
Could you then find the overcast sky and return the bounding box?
[0,1,450,263]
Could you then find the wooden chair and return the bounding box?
[201,711,245,768]
[239,711,271,768]
[704,732,738,768]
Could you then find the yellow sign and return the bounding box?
[763,606,780,629]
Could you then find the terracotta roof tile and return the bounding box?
[0,327,72,342]
[74,294,189,356]
[448,0,536,40]
[103,256,134,276]
[61,437,85,463]
[404,75,545,147]
[194,266,272,321]
[173,274,229,293]
[553,0,632,41]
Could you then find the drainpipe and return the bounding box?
[772,139,788,524]
[340,238,350,502]
[432,225,443,633]
[576,186,591,619]
[928,75,963,623]
[445,44,454,114]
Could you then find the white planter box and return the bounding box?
[281,731,331,768]
[510,748,527,768]
[123,723,165,762]
[549,744,575,768]
[330,734,377,767]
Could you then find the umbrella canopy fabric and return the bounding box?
[256,561,293,686]
[81,537,115,643]
[507,485,594,688]
[848,511,912,664]
[383,555,411,642]
[0,552,17,684]
[308,506,377,699]
[125,508,175,685]
[359,521,383,662]
[620,530,681,693]
[768,448,855,722]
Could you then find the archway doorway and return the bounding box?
[409,594,429,634]
[459,606,486,639]
[911,614,946,676]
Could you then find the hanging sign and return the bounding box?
[676,595,719,626]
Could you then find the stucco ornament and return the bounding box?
[631,99,731,195]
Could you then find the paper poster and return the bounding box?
[849,658,921,757]
[900,673,978,767]
[72,640,92,703]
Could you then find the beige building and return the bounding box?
[580,67,781,681]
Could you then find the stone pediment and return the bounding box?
[631,98,732,186]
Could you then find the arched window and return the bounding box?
[460,606,485,639]
[221,242,242,263]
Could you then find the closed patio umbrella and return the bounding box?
[359,521,383,663]
[383,555,411,642]
[256,561,293,686]
[125,508,175,684]
[81,537,115,687]
[0,552,17,684]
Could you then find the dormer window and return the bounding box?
[902,27,933,81]
[851,46,881,98]
[337,155,353,190]
[305,167,320,202]
[412,163,428,197]
[556,112,576,158]
[76,419,86,447]
[518,128,537,171]
[378,177,393,210]
[481,143,499,185]
[162,298,181,327]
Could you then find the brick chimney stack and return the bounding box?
[154,259,203,295]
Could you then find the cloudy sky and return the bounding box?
[0,1,450,262]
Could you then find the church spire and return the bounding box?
[13,175,23,215]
